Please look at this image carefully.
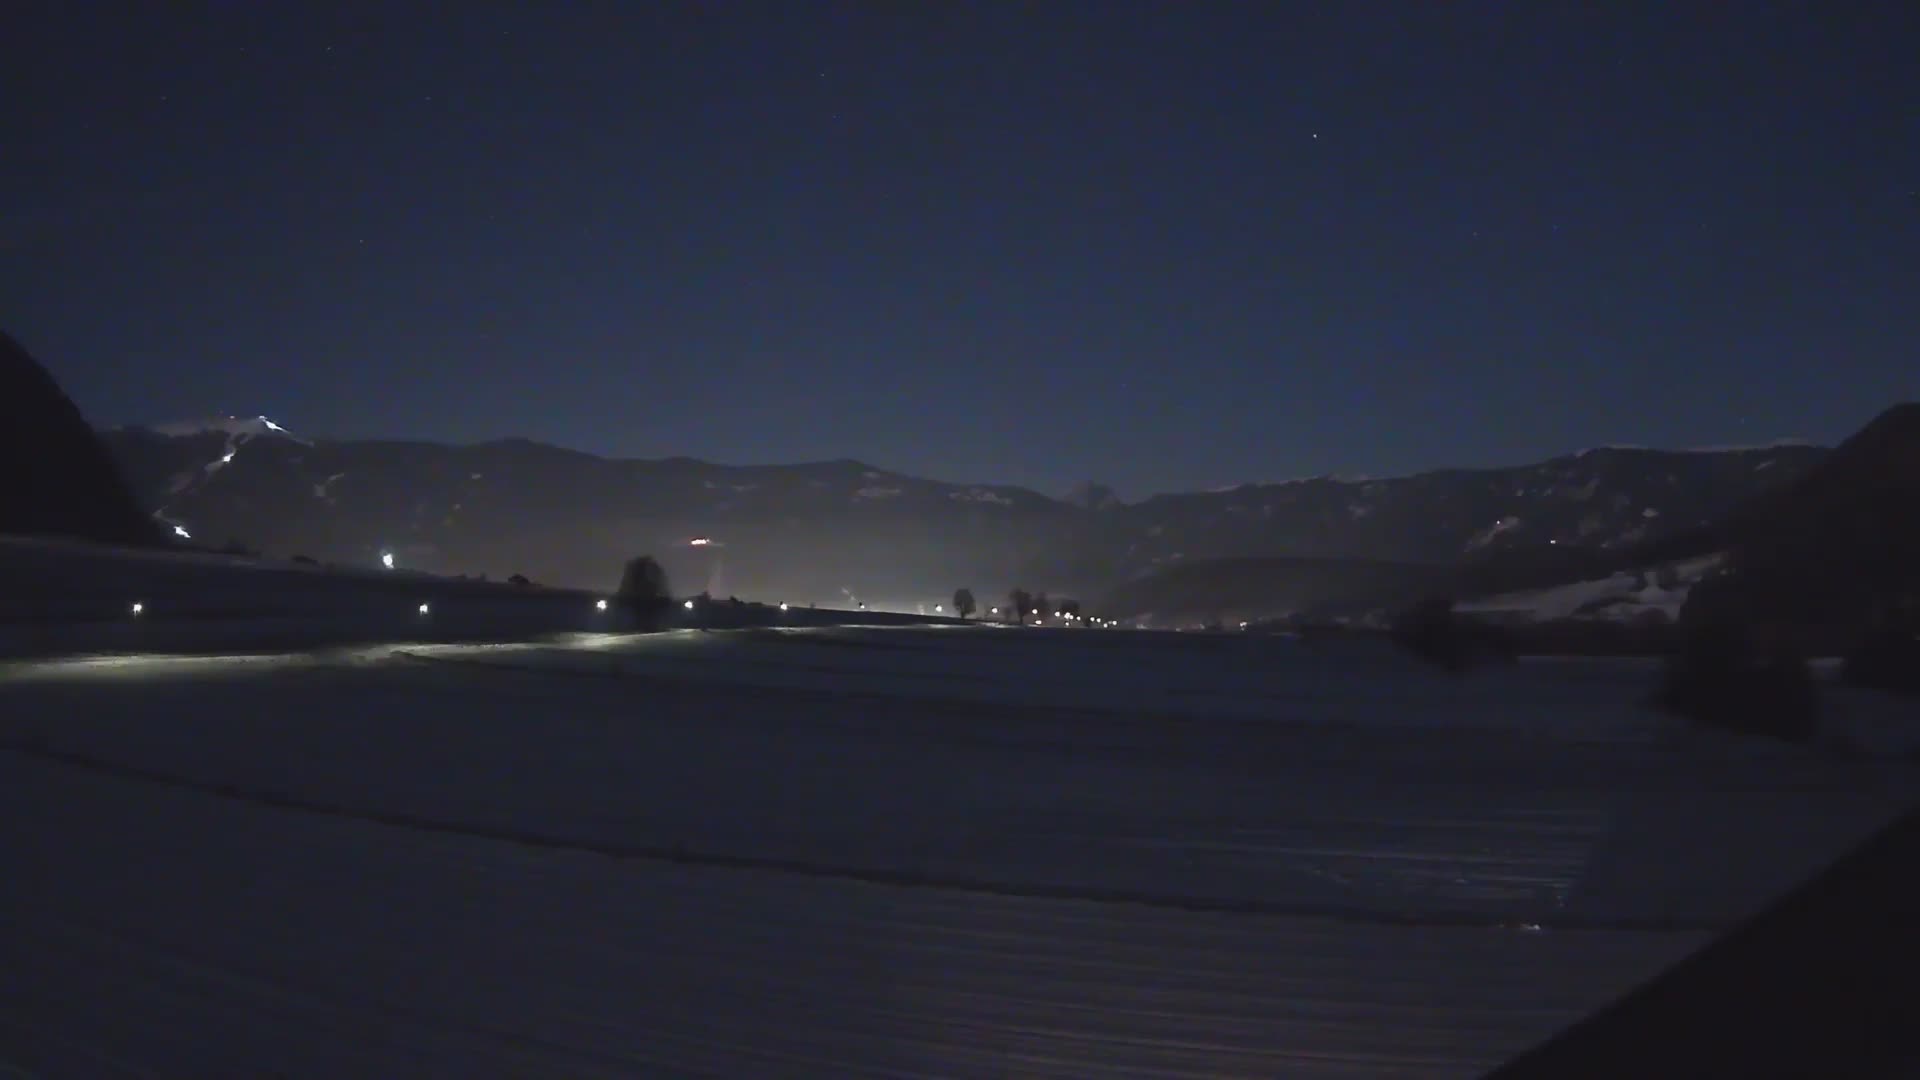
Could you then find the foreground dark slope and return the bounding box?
[1677,402,1920,626]
[1490,794,1920,1079]
[0,331,160,547]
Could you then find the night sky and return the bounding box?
[5,2,1914,497]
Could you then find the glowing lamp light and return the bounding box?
[689,537,711,546]
[417,603,431,615]
[779,602,789,611]
[380,552,395,570]
[934,604,944,613]
[172,524,191,539]
[129,602,144,616]
[595,599,609,611]
[684,599,696,610]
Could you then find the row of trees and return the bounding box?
[946,587,1098,625]
[999,589,1082,625]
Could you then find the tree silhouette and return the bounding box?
[953,588,976,620]
[615,555,674,629]
[1033,592,1051,622]
[1058,598,1081,622]
[1006,588,1033,625]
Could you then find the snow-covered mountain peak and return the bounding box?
[151,415,309,445]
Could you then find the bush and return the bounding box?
[614,555,674,630]
[1389,596,1521,671]
[290,554,318,565]
[507,573,531,587]
[1655,622,1818,742]
[1390,596,1474,672]
[1840,628,1920,696]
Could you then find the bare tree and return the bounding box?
[1006,588,1033,625]
[953,588,976,620]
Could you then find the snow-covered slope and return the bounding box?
[1458,553,1728,624]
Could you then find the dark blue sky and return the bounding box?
[4,2,1914,496]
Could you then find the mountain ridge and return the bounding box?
[97,418,1834,606]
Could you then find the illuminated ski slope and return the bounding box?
[2,627,1915,1076]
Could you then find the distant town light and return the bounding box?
[684,599,696,610]
[689,537,711,546]
[990,606,1000,614]
[380,552,395,570]
[129,601,144,616]
[934,604,944,612]
[779,602,789,611]
[417,603,431,615]
[595,598,608,611]
[220,452,235,464]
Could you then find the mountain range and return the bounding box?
[97,417,1828,612]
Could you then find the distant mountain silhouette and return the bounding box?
[0,331,162,546]
[101,421,1823,602]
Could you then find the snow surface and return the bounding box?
[4,542,1919,1075]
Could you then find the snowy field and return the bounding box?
[3,621,1918,1076]
[0,536,946,657]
